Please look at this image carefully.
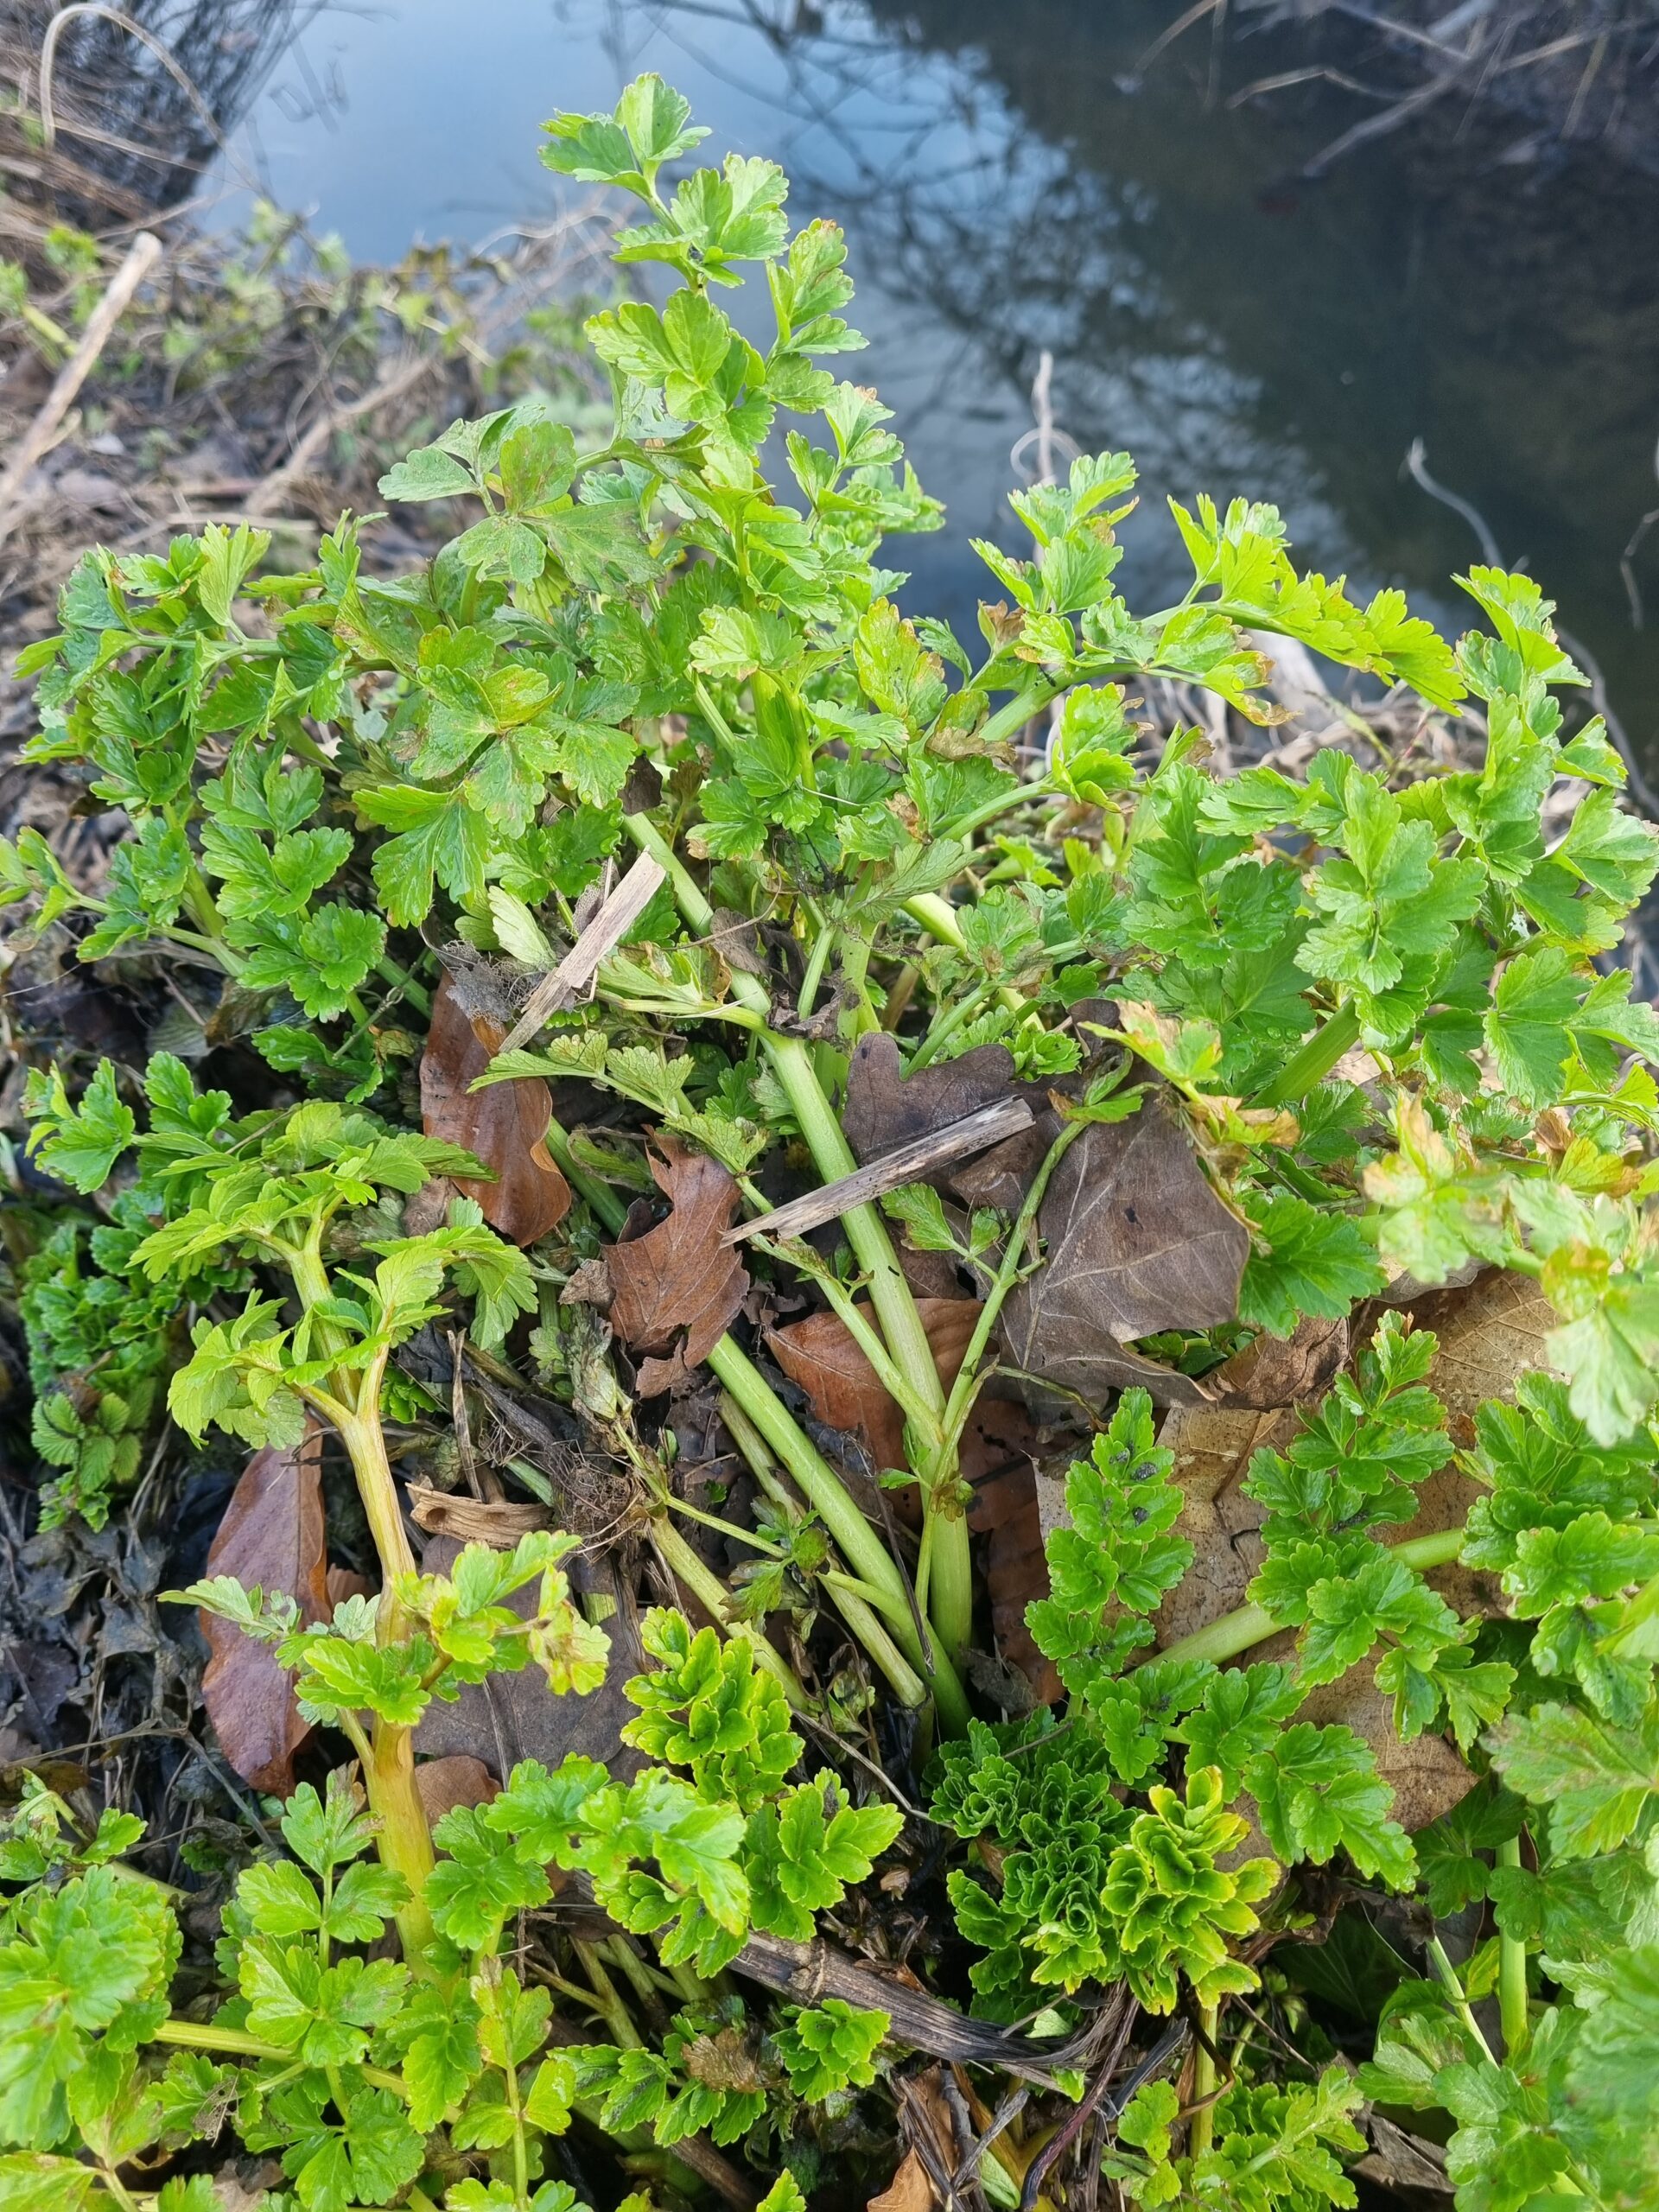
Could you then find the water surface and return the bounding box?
[225,0,1659,766]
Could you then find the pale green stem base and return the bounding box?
[1151,1526,1466,1670]
[1497,1834,1529,2056]
[620,814,975,1683]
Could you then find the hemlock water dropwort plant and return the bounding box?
[5,71,1659,2212]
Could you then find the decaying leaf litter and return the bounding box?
[3,51,1659,2212]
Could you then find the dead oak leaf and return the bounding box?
[1300,1662,1475,1832]
[1393,1268,1556,1439]
[200,1427,329,1794]
[1000,1100,1249,1410]
[607,1134,749,1391]
[1213,1314,1349,1408]
[768,1298,981,1476]
[421,972,570,1246]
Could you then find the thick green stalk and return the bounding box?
[1251,1001,1363,1109]
[938,1117,1085,1454]
[336,1402,419,1586]
[719,1390,931,1711]
[377,950,432,1015]
[711,1336,964,1731]
[1497,1835,1529,2056]
[151,2018,290,2063]
[902,892,1023,1018]
[572,1939,645,2048]
[539,1110,967,1730]
[1150,1527,1466,1669]
[976,679,1064,755]
[797,913,836,1019]
[365,1717,437,1965]
[286,1251,435,1966]
[336,1402,435,1962]
[1190,2003,1219,2159]
[1427,1936,1497,2065]
[622,811,974,1670]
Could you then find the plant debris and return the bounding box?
[1000,1103,1252,1402]
[420,974,571,1244]
[607,1135,752,1395]
[197,1427,329,1794]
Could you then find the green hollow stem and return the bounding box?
[711,1335,964,1730]
[1427,1936,1497,2066]
[336,1406,419,1586]
[901,892,1023,1018]
[150,2017,405,2096]
[1251,1001,1363,1109]
[977,679,1064,755]
[538,1110,965,1729]
[376,951,432,1015]
[650,1512,812,1711]
[572,1939,645,2049]
[622,811,973,1674]
[756,1031,972,1669]
[720,1390,931,1710]
[797,912,836,1019]
[287,1267,435,1967]
[938,1117,1085,1456]
[1150,1526,1467,1670]
[1190,2003,1219,2159]
[1497,1835,1529,2057]
[364,1717,437,1966]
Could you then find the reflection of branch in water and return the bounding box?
[1404,437,1501,566]
[1219,1,1659,175]
[1621,431,1659,632]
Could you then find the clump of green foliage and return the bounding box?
[5,68,1659,2212]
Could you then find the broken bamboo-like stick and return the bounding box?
[491,849,668,1057]
[724,1096,1034,1246]
[0,230,163,548]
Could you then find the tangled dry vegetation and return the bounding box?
[1205,1,1659,176]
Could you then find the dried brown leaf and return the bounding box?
[200,1428,329,1793]
[1354,2114,1452,2195]
[1000,1100,1249,1408]
[325,1565,369,1608]
[1151,1401,1287,1650]
[607,1134,749,1390]
[1213,1314,1349,1408]
[948,1109,1060,1212]
[1362,1274,1552,1624]
[415,1753,499,1824]
[968,1403,1063,1707]
[868,2151,932,2212]
[407,1487,551,1543]
[768,1298,981,1474]
[420,973,570,1246]
[1300,1664,1475,1831]
[842,1031,1017,1163]
[1395,1269,1556,1440]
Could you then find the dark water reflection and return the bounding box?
[228,0,1659,766]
